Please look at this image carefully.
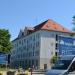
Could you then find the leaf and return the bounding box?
[0,29,12,54]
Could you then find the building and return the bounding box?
[10,19,73,69]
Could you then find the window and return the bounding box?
[32,60,34,65]
[55,43,58,50]
[29,60,31,66]
[35,51,39,56]
[23,46,26,50]
[36,33,39,39]
[36,41,39,48]
[29,52,31,57]
[36,60,38,66]
[33,46,35,51]
[37,41,39,47]
[33,35,35,41]
[55,52,57,56]
[19,40,21,45]
[25,60,27,64]
[24,39,26,42]
[22,40,23,45]
[56,35,58,41]
[16,42,18,47]
[33,51,35,56]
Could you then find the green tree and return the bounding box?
[0,29,12,54]
[51,55,58,64]
[72,15,75,31]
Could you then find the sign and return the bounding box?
[58,36,75,56]
[0,54,7,65]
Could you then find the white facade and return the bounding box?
[11,30,40,69]
[39,30,71,69]
[10,29,71,69]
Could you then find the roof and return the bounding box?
[34,19,71,33]
[12,19,72,42]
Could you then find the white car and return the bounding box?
[46,55,75,75]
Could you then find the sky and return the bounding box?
[0,0,75,40]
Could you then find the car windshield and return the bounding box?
[52,59,72,70]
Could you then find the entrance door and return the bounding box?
[44,64,47,69]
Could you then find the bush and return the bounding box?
[51,55,58,64]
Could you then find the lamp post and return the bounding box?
[6,60,8,71]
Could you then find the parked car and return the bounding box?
[46,55,75,75]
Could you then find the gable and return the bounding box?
[34,19,71,33]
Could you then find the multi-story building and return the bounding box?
[10,19,73,69]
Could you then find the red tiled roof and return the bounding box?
[12,19,73,42]
[34,19,71,33]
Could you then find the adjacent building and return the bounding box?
[10,19,73,69]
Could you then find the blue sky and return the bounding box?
[0,0,75,40]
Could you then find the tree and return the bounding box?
[51,55,58,64]
[0,29,12,54]
[72,15,75,31]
